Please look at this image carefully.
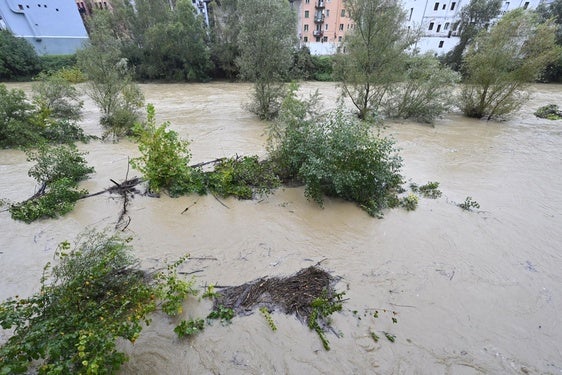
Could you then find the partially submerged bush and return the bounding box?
[9,144,94,223]
[534,104,562,120]
[270,85,403,216]
[0,231,195,374]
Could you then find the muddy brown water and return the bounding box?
[1,82,561,374]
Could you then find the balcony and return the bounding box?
[313,30,323,37]
[316,1,325,9]
[314,15,324,23]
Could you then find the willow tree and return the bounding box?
[236,0,297,120]
[334,0,416,121]
[460,9,562,120]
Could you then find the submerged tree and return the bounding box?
[442,0,502,73]
[236,0,297,120]
[460,9,561,120]
[77,12,144,138]
[334,0,416,121]
[0,30,42,80]
[383,54,460,124]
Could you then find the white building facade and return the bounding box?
[294,0,546,55]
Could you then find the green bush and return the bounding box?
[205,156,280,199]
[0,231,195,374]
[311,55,334,81]
[38,54,77,74]
[270,85,404,216]
[0,30,42,80]
[9,144,94,223]
[534,104,562,120]
[0,84,41,148]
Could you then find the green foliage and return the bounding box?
[38,55,77,75]
[236,0,297,119]
[32,74,84,122]
[26,144,93,185]
[0,231,197,374]
[441,0,502,73]
[9,178,87,223]
[0,84,41,148]
[259,307,277,332]
[311,55,335,81]
[417,181,442,199]
[458,196,480,211]
[201,284,220,299]
[460,9,562,119]
[205,156,280,199]
[534,104,562,119]
[400,193,419,211]
[307,291,345,351]
[155,255,198,316]
[207,305,235,323]
[370,331,380,342]
[77,12,144,138]
[535,0,562,82]
[131,104,197,195]
[0,83,87,148]
[51,66,87,84]
[384,332,396,343]
[383,55,460,124]
[0,232,151,374]
[334,0,416,120]
[0,30,42,80]
[9,144,94,223]
[174,318,205,338]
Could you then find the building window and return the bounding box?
[304,24,309,31]
[429,22,434,30]
[523,1,529,8]
[325,24,329,30]
[305,10,309,18]
[451,2,456,10]
[409,8,413,21]
[338,36,342,42]
[326,9,330,17]
[436,24,441,32]
[434,2,439,10]
[323,36,328,42]
[438,41,444,48]
[339,23,344,30]
[442,4,446,9]
[316,36,321,42]
[306,0,310,3]
[18,4,23,10]
[341,9,345,17]
[304,36,308,42]
[444,22,450,30]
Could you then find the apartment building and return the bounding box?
[295,0,546,55]
[0,0,89,54]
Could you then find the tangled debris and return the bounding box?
[214,266,339,321]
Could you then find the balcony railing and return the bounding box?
[314,15,325,23]
[313,30,324,37]
[316,1,325,9]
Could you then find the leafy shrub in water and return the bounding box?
[131,104,199,196]
[270,85,403,216]
[9,144,94,223]
[0,231,195,374]
[534,104,562,120]
[205,156,280,199]
[32,74,84,123]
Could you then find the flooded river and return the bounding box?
[1,82,561,374]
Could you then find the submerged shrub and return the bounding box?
[0,231,195,374]
[534,104,562,120]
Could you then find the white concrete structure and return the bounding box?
[294,0,546,55]
[0,0,89,55]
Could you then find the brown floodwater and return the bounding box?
[1,82,561,374]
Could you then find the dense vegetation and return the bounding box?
[0,81,86,148]
[0,231,196,374]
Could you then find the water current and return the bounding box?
[1,82,561,374]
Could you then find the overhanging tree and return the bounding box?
[460,9,562,120]
[334,0,416,121]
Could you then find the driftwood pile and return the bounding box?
[214,266,339,322]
